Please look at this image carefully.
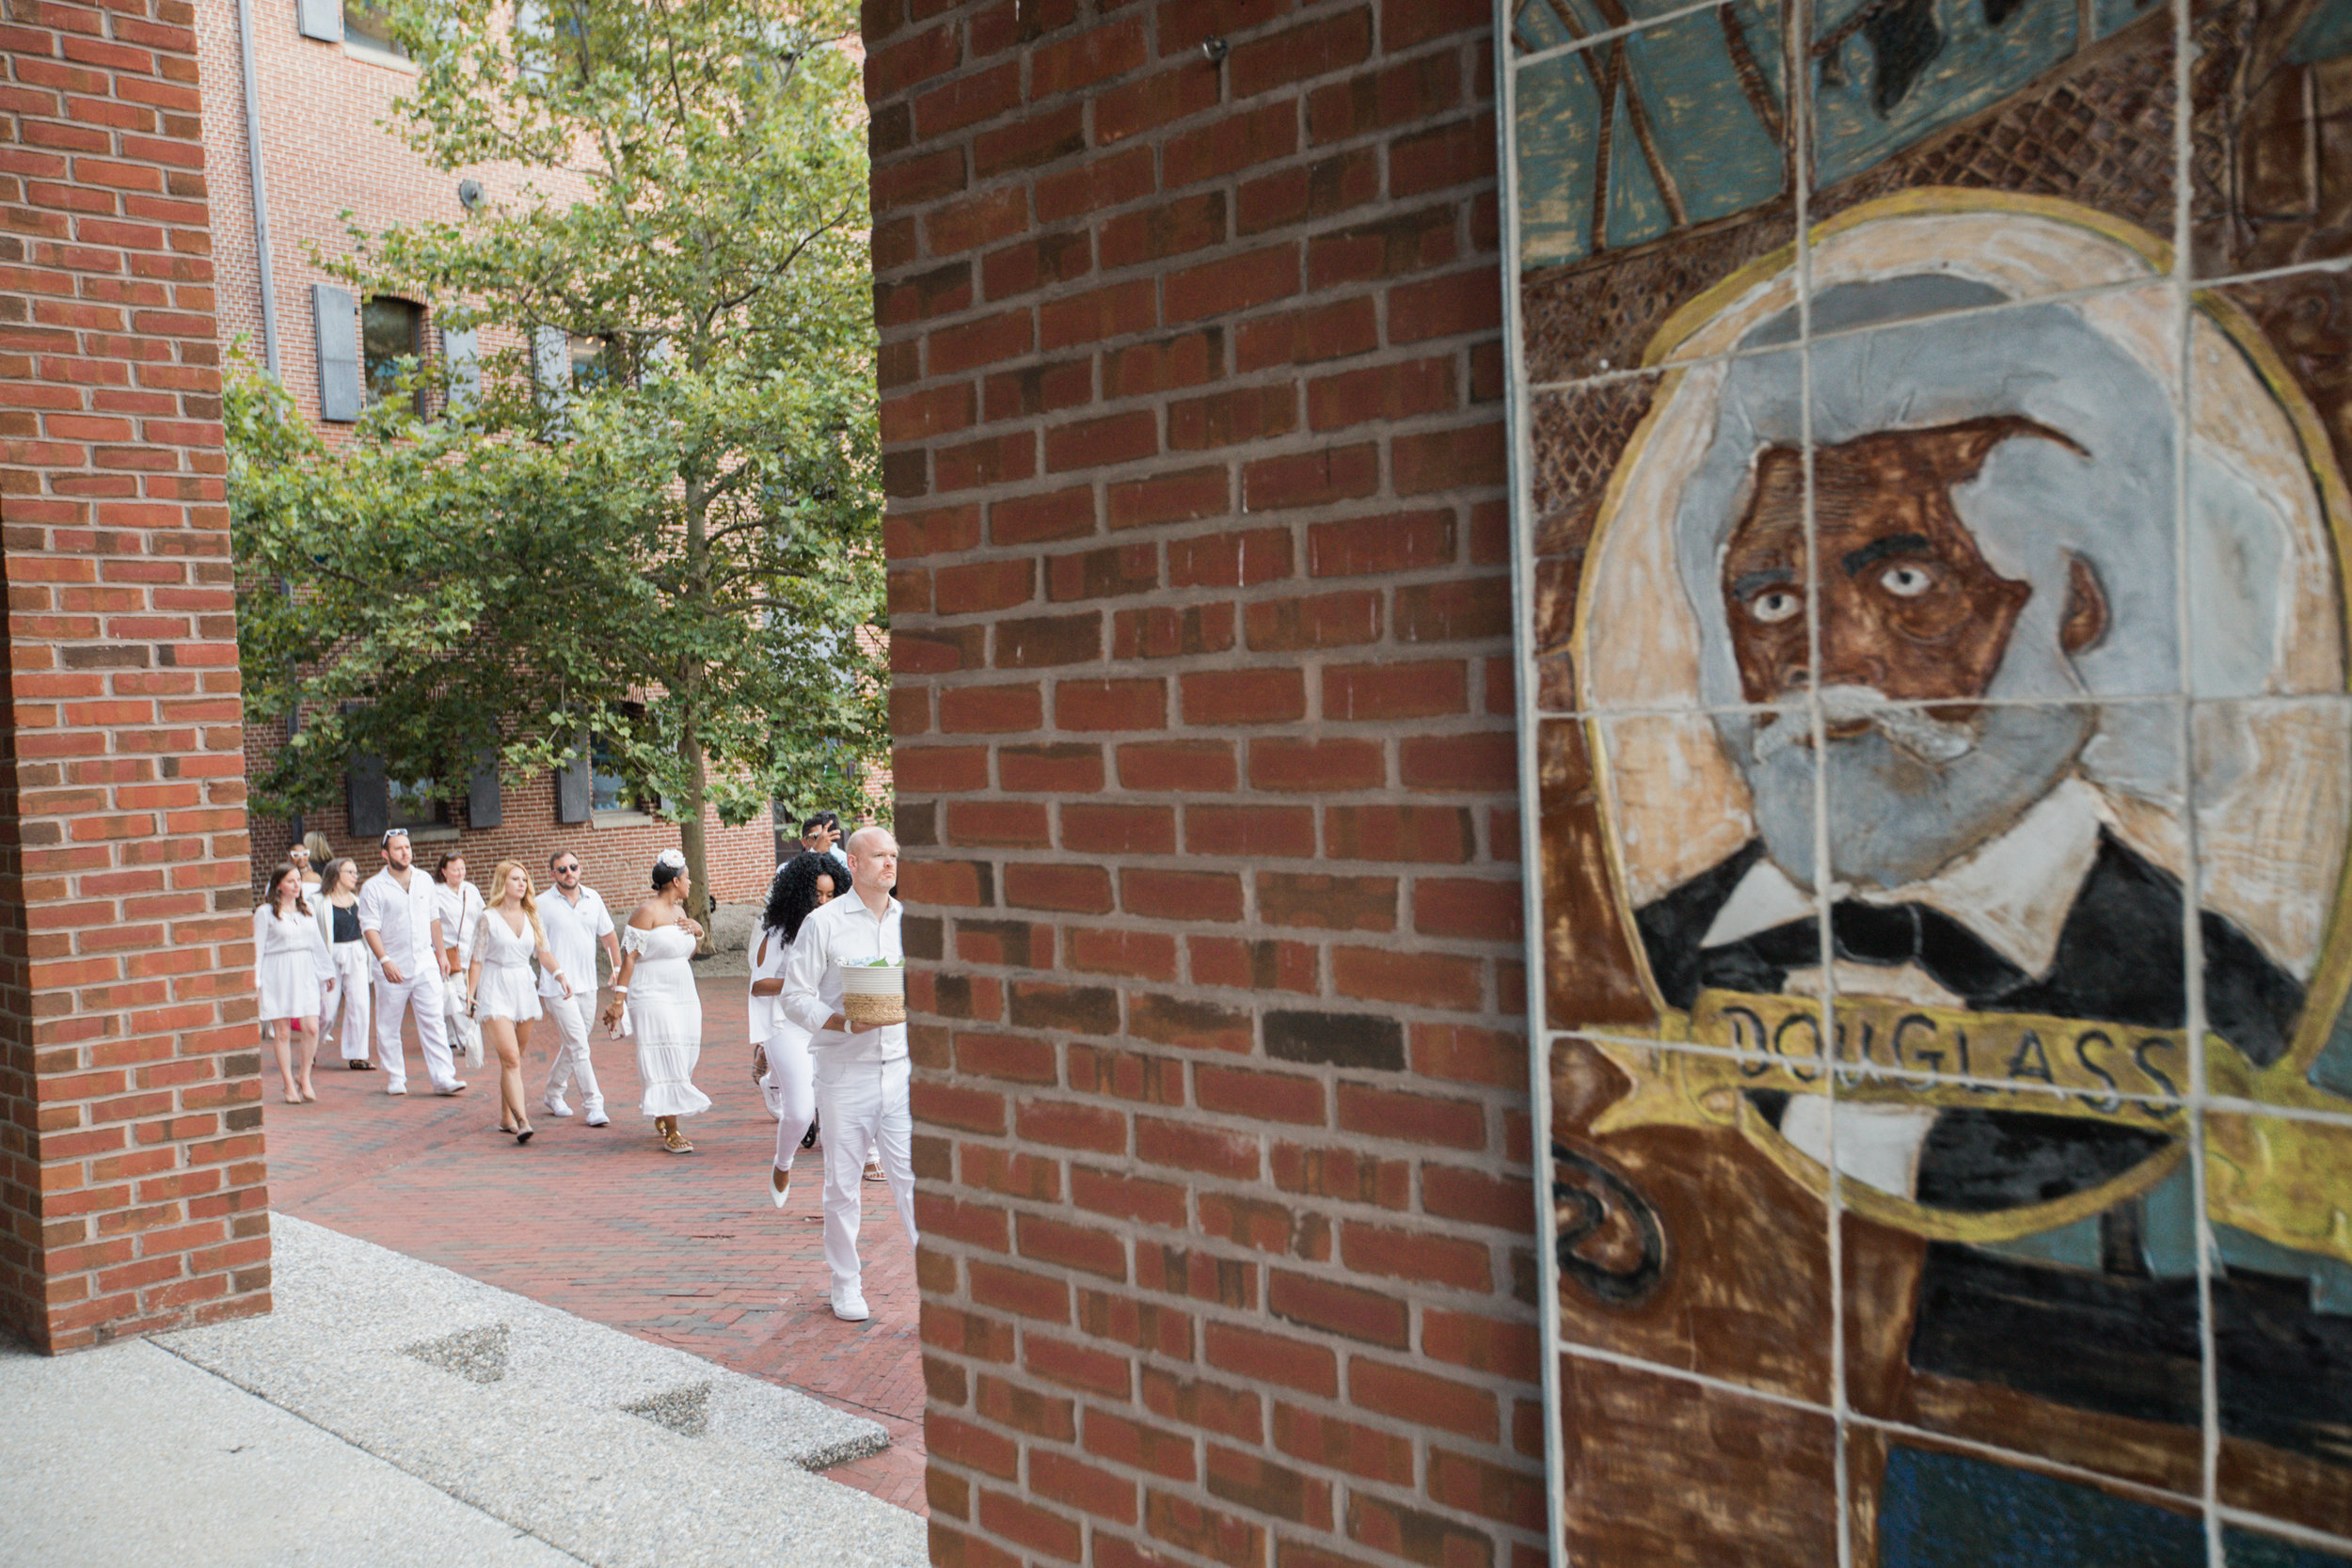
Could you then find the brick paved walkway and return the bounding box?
[262,974,926,1514]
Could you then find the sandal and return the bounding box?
[662,1124,694,1154]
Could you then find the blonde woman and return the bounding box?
[598,849,709,1153]
[463,860,571,1143]
[254,863,334,1104]
[314,857,374,1070]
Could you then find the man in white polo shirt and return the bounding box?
[780,825,914,1323]
[357,828,465,1097]
[538,848,620,1127]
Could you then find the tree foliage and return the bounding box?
[230,0,886,920]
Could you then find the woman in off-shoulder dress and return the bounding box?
[599,849,709,1153]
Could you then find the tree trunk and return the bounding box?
[677,716,715,957]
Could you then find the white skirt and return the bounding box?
[631,956,709,1117]
[257,952,321,1024]
[473,963,543,1022]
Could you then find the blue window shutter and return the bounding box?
[467,750,502,830]
[346,752,389,841]
[554,729,592,823]
[442,325,479,412]
[298,0,342,41]
[313,284,361,422]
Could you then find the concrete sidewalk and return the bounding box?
[0,1215,927,1568]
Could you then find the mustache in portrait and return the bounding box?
[1722,680,2092,891]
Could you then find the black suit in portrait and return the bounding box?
[1629,830,2352,1458]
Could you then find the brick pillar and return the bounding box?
[866,2,1543,1563]
[0,0,266,1351]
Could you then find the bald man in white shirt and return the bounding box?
[779,826,914,1323]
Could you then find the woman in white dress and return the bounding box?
[314,858,374,1070]
[434,852,486,1069]
[598,849,709,1153]
[290,836,329,1028]
[254,863,335,1105]
[752,851,839,1206]
[462,860,572,1144]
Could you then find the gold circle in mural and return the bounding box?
[1565,190,2352,1252]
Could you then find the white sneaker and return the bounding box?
[544,1096,574,1117]
[435,1081,468,1096]
[830,1291,869,1323]
[584,1110,609,1127]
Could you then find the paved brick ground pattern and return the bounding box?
[262,974,926,1513]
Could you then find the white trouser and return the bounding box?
[541,992,603,1115]
[814,1054,917,1301]
[373,963,459,1092]
[328,942,373,1061]
[760,1024,816,1171]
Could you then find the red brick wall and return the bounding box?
[0,0,268,1350]
[280,786,781,908]
[866,3,1543,1563]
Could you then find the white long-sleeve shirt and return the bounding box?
[433,879,485,965]
[780,893,905,1063]
[358,865,443,974]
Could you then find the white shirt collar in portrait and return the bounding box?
[1699,774,2109,985]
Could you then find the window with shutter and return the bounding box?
[313,284,362,423]
[362,296,425,417]
[342,0,408,56]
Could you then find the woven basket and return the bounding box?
[840,961,906,1026]
[843,990,907,1025]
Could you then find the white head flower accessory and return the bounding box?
[656,848,687,871]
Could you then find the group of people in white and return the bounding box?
[251,818,916,1322]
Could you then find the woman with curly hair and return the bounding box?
[751,850,842,1206]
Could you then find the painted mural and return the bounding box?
[1505,0,2352,1561]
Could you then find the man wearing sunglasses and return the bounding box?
[538,851,621,1126]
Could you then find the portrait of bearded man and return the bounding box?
[1621,273,2315,1209]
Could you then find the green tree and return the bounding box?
[230,0,885,932]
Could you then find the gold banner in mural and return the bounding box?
[1584,990,2352,1260]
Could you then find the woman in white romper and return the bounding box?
[314,858,373,1070]
[599,849,709,1153]
[254,863,335,1105]
[752,851,840,1206]
[462,860,571,1144]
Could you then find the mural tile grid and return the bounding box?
[1505,0,2352,1560]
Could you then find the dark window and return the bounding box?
[362,297,426,416]
[343,0,408,56]
[387,778,449,831]
[570,332,617,390]
[590,734,652,815]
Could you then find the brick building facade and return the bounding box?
[0,0,269,1349]
[866,4,1545,1564]
[192,0,781,902]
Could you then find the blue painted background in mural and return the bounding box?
[1512,0,2164,268]
[1879,1447,2352,1567]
